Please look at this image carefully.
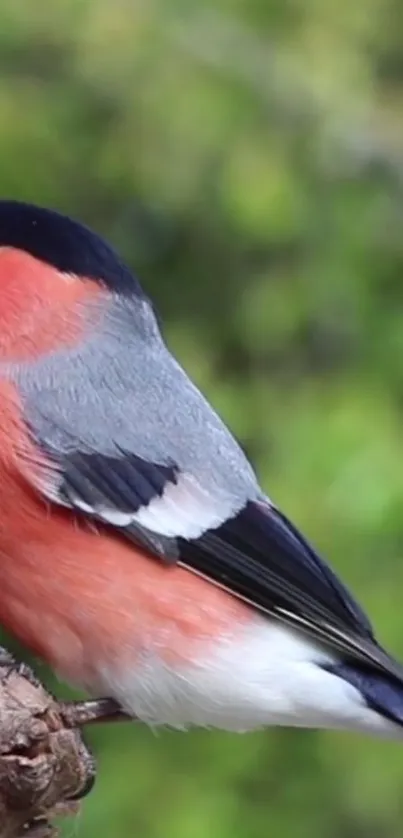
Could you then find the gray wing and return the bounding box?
[12,295,259,552]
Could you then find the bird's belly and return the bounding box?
[88,616,366,732]
[91,621,403,737]
[89,618,323,731]
[0,509,396,736]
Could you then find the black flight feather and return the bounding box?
[178,500,403,684]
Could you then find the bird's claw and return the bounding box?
[58,697,132,729]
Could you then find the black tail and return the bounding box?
[328,662,403,727]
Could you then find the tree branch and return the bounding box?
[0,649,96,838]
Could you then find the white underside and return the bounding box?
[91,618,403,739]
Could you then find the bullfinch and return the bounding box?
[0,199,402,740]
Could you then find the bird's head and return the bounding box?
[0,200,152,360]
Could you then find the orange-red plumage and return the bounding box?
[0,378,251,690]
[0,248,103,360]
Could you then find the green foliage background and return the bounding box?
[2,0,403,835]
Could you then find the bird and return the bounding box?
[0,199,402,742]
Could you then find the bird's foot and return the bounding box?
[59,697,132,729]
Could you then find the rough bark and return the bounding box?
[0,649,95,838]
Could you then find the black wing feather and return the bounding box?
[54,449,180,559]
[59,450,178,512]
[178,501,403,682]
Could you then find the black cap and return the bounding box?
[0,200,143,296]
